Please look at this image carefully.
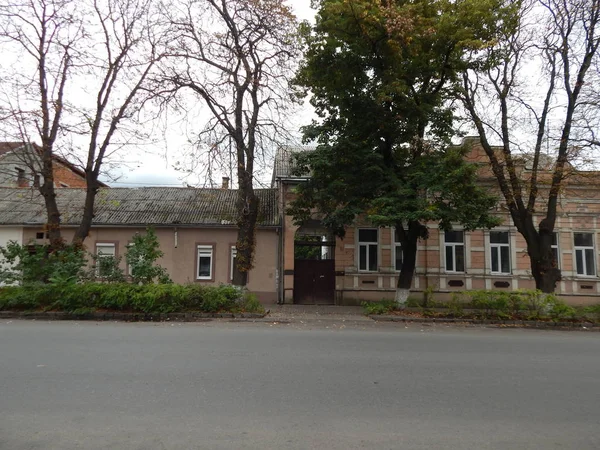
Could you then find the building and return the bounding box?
[0,187,279,303]
[272,138,600,306]
[0,142,105,188]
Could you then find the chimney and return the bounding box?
[221,177,230,189]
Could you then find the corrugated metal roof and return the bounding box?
[0,187,279,227]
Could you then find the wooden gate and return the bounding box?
[293,259,335,305]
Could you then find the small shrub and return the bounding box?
[239,292,265,314]
[126,227,171,284]
[548,301,576,321]
[86,254,126,283]
[405,296,421,308]
[447,293,465,318]
[362,300,396,315]
[200,285,242,312]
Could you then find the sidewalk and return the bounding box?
[265,304,370,323]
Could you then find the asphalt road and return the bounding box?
[1,320,599,450]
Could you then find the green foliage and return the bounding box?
[0,241,87,285]
[361,300,396,315]
[289,0,506,290]
[294,235,323,260]
[87,254,126,283]
[125,227,171,284]
[239,292,265,314]
[0,283,263,314]
[447,293,465,318]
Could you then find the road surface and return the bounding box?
[1,320,599,449]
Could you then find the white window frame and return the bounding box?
[358,228,378,272]
[197,245,214,280]
[95,243,116,277]
[444,230,465,273]
[574,232,595,277]
[551,232,560,270]
[230,246,237,282]
[393,228,403,272]
[489,231,511,275]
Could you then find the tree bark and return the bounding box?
[232,169,259,287]
[72,171,99,247]
[395,221,427,304]
[518,215,561,293]
[38,144,63,250]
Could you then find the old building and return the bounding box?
[0,187,280,303]
[273,138,600,306]
[0,142,105,188]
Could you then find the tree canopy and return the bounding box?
[289,0,511,298]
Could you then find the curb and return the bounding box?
[0,311,266,322]
[369,315,600,329]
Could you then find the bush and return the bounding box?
[0,241,87,285]
[0,283,259,314]
[362,300,396,315]
[238,292,265,314]
[125,227,171,284]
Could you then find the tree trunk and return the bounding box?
[232,171,259,287]
[521,217,561,293]
[72,174,99,247]
[394,221,427,306]
[38,150,63,251]
[395,237,417,307]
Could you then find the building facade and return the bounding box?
[273,139,600,306]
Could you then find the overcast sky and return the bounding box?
[107,1,317,188]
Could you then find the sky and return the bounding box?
[107,0,317,188]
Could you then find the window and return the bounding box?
[551,232,560,269]
[489,231,510,274]
[230,246,237,281]
[16,168,27,187]
[394,228,403,271]
[358,228,378,271]
[574,233,595,277]
[197,245,213,280]
[96,243,116,277]
[445,230,465,273]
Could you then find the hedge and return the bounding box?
[0,283,264,314]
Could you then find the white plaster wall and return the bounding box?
[0,227,24,285]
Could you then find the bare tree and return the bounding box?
[0,0,81,248]
[159,0,299,286]
[458,0,600,293]
[72,0,168,245]
[0,0,168,249]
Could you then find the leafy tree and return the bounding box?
[158,0,299,286]
[0,241,86,285]
[125,227,171,284]
[290,0,508,303]
[457,0,600,292]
